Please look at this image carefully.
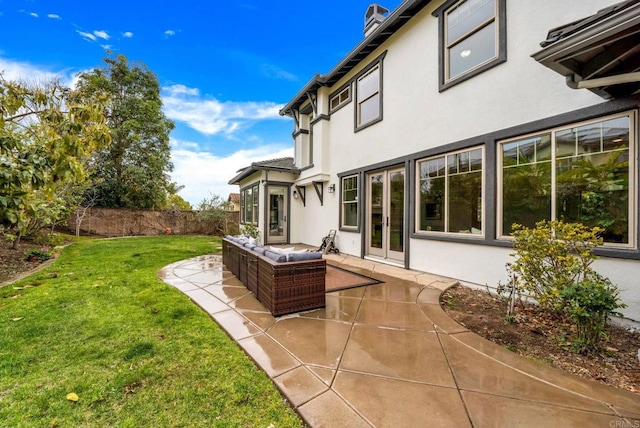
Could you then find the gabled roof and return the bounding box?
[228,157,299,185]
[533,0,640,99]
[279,0,433,116]
[227,193,240,203]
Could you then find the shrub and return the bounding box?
[509,220,603,311]
[506,220,626,352]
[24,247,53,262]
[241,224,260,240]
[560,273,626,353]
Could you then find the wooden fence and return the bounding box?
[66,207,239,237]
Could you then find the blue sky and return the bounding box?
[0,0,402,205]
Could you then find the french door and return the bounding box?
[267,186,288,244]
[366,167,405,263]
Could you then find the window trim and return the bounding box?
[354,53,386,131]
[329,83,352,114]
[497,110,637,249]
[433,0,507,92]
[340,174,359,230]
[240,183,260,226]
[415,145,485,238]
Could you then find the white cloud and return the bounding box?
[123,31,134,38]
[30,12,38,18]
[162,84,285,136]
[164,84,199,96]
[76,30,111,43]
[76,30,97,42]
[164,30,176,36]
[101,44,112,51]
[261,64,297,81]
[94,30,110,40]
[0,57,76,88]
[47,14,61,19]
[170,140,293,205]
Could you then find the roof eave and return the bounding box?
[532,2,640,99]
[279,0,432,116]
[532,3,640,68]
[228,165,300,186]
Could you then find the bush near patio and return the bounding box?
[502,220,626,353]
[0,235,303,427]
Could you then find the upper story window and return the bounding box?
[330,85,351,113]
[356,63,382,129]
[433,0,506,91]
[416,147,484,236]
[499,112,636,247]
[341,175,359,229]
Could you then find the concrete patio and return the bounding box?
[159,252,640,427]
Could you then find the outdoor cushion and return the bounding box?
[284,249,308,260]
[287,251,323,262]
[252,246,266,255]
[264,250,287,263]
[269,246,296,254]
[244,243,257,249]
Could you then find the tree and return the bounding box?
[166,194,192,210]
[163,182,191,210]
[0,76,110,248]
[73,55,175,209]
[196,194,234,235]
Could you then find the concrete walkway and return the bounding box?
[159,253,640,427]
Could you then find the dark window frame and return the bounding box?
[433,0,507,92]
[354,52,387,132]
[497,111,636,248]
[240,183,260,226]
[329,83,352,114]
[415,146,485,237]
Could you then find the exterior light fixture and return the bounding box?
[328,184,336,193]
[293,189,298,198]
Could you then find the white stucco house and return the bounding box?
[229,0,640,322]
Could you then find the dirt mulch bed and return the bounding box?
[441,285,640,395]
[0,240,47,286]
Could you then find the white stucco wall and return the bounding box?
[286,0,640,321]
[326,0,612,175]
[290,185,340,248]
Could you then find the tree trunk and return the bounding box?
[11,231,21,250]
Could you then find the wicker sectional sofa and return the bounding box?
[222,237,326,316]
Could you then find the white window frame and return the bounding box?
[497,111,637,249]
[415,146,485,237]
[341,175,359,229]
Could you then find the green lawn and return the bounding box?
[0,236,303,427]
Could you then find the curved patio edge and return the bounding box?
[160,253,640,428]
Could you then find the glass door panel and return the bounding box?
[368,173,384,257]
[267,186,287,244]
[388,169,405,259]
[367,168,405,262]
